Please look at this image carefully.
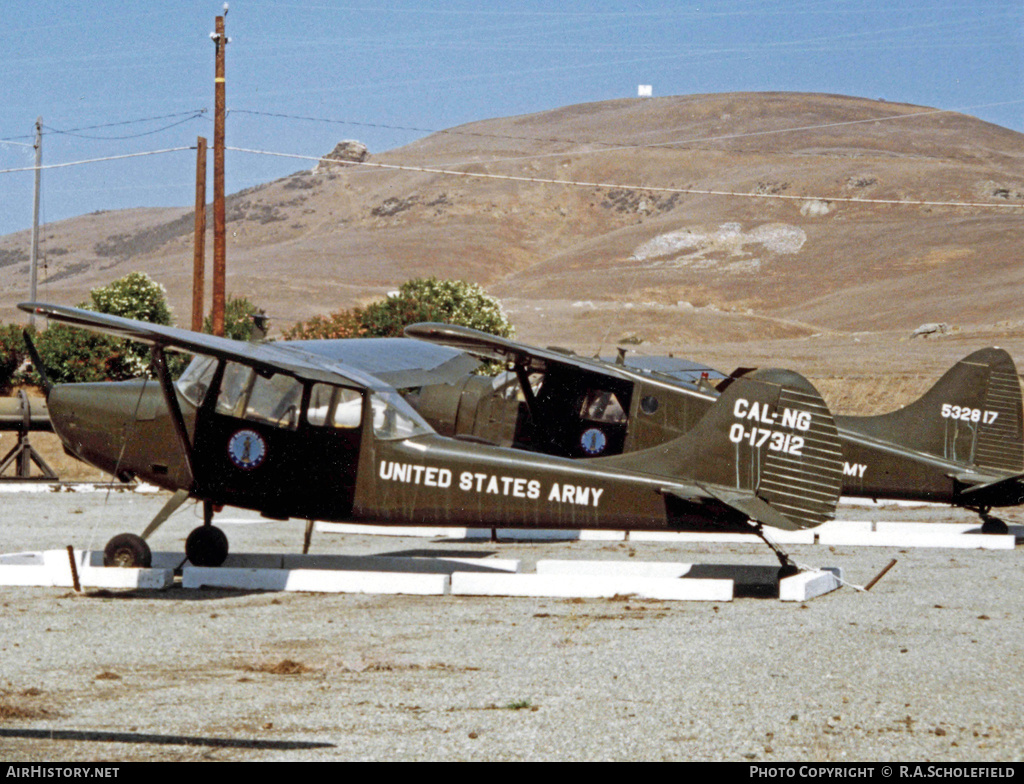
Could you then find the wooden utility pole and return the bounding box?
[28,117,42,329]
[191,136,208,332]
[211,13,228,337]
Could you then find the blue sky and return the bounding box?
[2,0,1022,238]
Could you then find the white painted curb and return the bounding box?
[536,559,693,578]
[182,566,450,595]
[314,521,1018,549]
[0,550,173,589]
[630,529,816,544]
[816,522,1015,549]
[450,571,733,601]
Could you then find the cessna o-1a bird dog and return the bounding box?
[21,302,848,574]
[404,324,1024,534]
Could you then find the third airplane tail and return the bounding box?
[836,347,1024,511]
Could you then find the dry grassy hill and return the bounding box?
[6,91,1024,478]
[2,91,1023,365]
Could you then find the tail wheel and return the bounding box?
[104,533,152,568]
[186,525,229,567]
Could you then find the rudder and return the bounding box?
[838,347,1024,473]
[614,368,844,529]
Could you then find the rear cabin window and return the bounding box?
[579,389,627,424]
[307,383,363,429]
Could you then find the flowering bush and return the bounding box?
[283,278,514,340]
[89,272,173,325]
[31,272,174,384]
[282,309,364,340]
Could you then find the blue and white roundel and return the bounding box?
[580,427,607,456]
[228,429,267,470]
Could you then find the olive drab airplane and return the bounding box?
[20,302,846,574]
[404,324,1024,533]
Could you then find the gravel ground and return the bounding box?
[1,489,1022,762]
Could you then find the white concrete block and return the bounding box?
[816,528,1014,550]
[0,550,172,589]
[536,559,693,578]
[182,566,449,595]
[629,529,815,544]
[780,568,843,602]
[316,522,476,538]
[0,552,45,566]
[81,550,189,569]
[578,530,627,541]
[0,565,63,586]
[449,571,732,601]
[416,557,521,573]
[78,566,174,590]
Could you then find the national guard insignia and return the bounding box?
[227,429,267,470]
[580,427,607,455]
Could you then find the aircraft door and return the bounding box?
[192,362,363,521]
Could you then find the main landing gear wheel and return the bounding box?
[980,515,1009,535]
[104,533,152,568]
[185,525,229,567]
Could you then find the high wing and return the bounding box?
[609,355,728,384]
[19,303,473,391]
[286,337,480,389]
[405,321,726,391]
[406,322,643,381]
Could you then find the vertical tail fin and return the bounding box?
[615,368,844,530]
[838,348,1024,473]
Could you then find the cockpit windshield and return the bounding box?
[175,355,218,407]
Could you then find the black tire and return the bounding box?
[981,516,1009,535]
[104,533,152,568]
[185,525,229,567]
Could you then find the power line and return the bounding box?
[0,146,194,175]
[44,109,207,140]
[226,144,1024,211]
[1,109,207,144]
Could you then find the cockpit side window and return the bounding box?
[212,362,304,431]
[215,362,255,417]
[244,373,303,430]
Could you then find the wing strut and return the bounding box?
[151,345,195,487]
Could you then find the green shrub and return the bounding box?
[282,309,364,340]
[0,323,26,393]
[203,295,267,342]
[32,324,132,384]
[361,278,514,338]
